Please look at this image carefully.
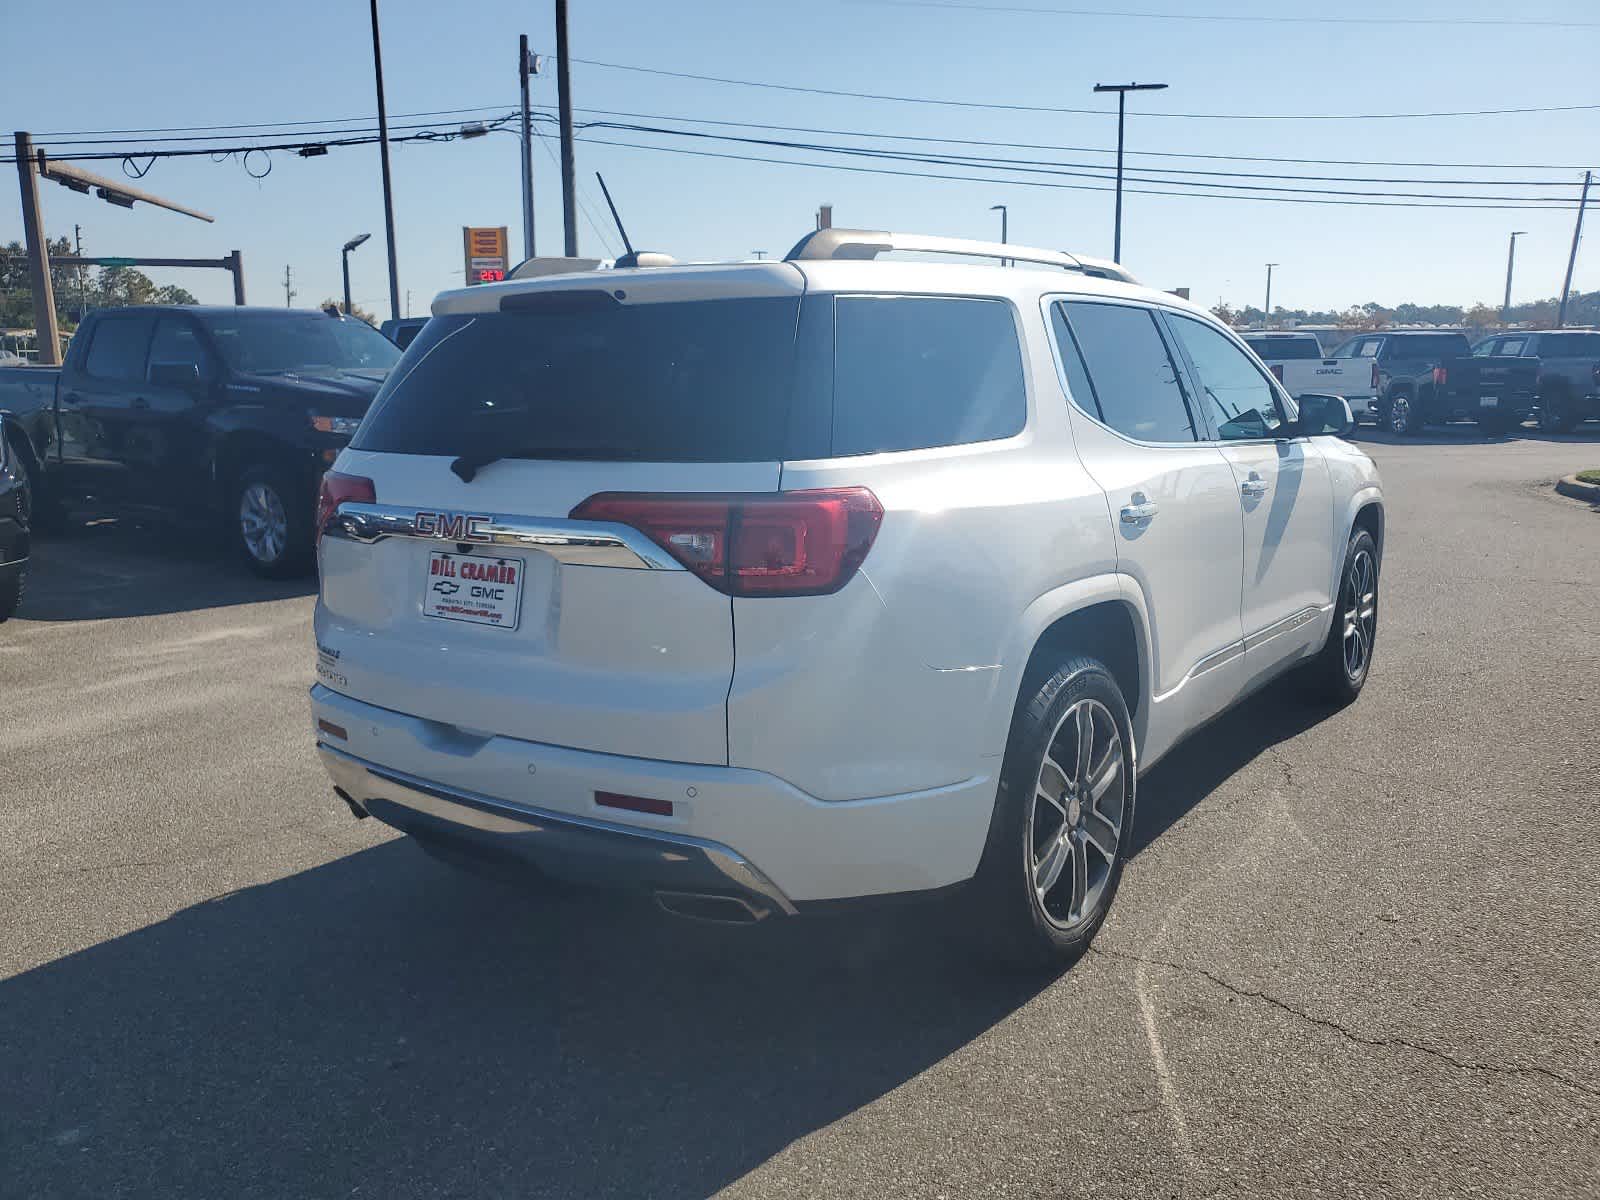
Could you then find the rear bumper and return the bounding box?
[310,686,998,906]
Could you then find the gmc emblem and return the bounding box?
[415,511,492,540]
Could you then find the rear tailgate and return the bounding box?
[315,267,805,766]
[1444,355,1538,410]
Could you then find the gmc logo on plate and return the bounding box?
[415,511,492,540]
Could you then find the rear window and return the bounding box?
[1537,332,1600,356]
[1243,335,1321,361]
[355,292,1027,462]
[1382,334,1470,360]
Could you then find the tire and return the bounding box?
[0,566,22,622]
[8,442,64,535]
[1476,410,1516,437]
[1302,528,1379,706]
[970,657,1137,971]
[1537,387,1579,434]
[1382,392,1420,437]
[231,464,313,578]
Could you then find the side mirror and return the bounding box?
[1296,392,1355,438]
[149,361,202,388]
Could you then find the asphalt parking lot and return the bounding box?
[2,426,1597,1200]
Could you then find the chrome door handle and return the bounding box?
[1120,493,1159,524]
[1240,471,1268,499]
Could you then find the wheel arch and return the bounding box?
[989,575,1152,762]
[212,430,309,513]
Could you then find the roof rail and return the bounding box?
[784,228,1140,284]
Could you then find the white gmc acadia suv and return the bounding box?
[310,229,1383,967]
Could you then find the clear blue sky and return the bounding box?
[4,0,1596,318]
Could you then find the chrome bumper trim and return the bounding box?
[324,502,682,571]
[317,743,797,915]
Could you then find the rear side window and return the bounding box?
[1055,301,1199,443]
[1538,332,1600,356]
[356,296,801,461]
[84,315,154,381]
[830,296,1025,455]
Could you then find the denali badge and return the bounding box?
[415,511,492,540]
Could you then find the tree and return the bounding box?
[2,237,196,331]
[320,298,378,327]
[1210,301,1242,327]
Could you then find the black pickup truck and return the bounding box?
[1328,329,1538,436]
[1472,329,1600,433]
[0,305,399,576]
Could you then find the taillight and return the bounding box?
[1432,366,1447,387]
[1371,362,1380,390]
[316,471,375,542]
[570,488,884,597]
[1269,363,1284,383]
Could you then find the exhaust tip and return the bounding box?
[654,890,771,925]
[334,786,369,820]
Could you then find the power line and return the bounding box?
[35,103,513,139]
[576,135,1581,211]
[569,56,1600,120]
[858,0,1600,29]
[36,111,518,148]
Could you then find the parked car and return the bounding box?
[309,228,1384,968]
[1472,329,1600,433]
[0,415,30,621]
[1327,330,1536,435]
[1241,331,1378,405]
[378,317,429,349]
[0,305,400,576]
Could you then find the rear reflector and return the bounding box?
[316,471,376,543]
[317,719,349,740]
[570,488,884,597]
[596,791,674,817]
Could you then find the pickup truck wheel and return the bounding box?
[1536,390,1579,434]
[8,444,64,534]
[232,465,313,578]
[0,566,22,622]
[1383,393,1419,437]
[971,657,1136,972]
[1476,410,1516,437]
[1302,528,1378,706]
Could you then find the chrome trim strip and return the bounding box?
[317,744,797,915]
[1152,640,1243,704]
[1243,605,1325,652]
[324,502,682,570]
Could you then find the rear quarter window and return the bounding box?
[829,295,1026,456]
[83,315,155,381]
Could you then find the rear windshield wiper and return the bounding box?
[450,445,646,482]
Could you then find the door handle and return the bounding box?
[1120,492,1159,525]
[1240,471,1268,499]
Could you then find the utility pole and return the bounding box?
[1264,263,1278,328]
[73,223,88,316]
[1092,82,1168,264]
[1557,170,1591,329]
[1502,231,1526,320]
[555,0,578,256]
[990,204,1008,265]
[13,131,61,366]
[283,265,296,307]
[519,34,539,260]
[369,0,401,321]
[752,250,767,259]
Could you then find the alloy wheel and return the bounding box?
[1342,548,1377,681]
[240,482,288,565]
[1028,698,1126,931]
[1388,396,1411,435]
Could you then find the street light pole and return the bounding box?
[1264,263,1278,328]
[368,0,401,322]
[990,204,1008,265]
[342,233,371,315]
[519,34,538,260]
[1093,82,1167,264]
[1502,231,1526,320]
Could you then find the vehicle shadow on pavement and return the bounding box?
[1128,677,1328,857]
[0,842,1049,1199]
[19,511,314,621]
[1350,425,1600,449]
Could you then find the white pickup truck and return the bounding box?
[1242,331,1377,405]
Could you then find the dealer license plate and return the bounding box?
[1479,395,1499,407]
[423,551,524,630]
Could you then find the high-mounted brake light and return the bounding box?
[570,488,884,597]
[316,471,376,543]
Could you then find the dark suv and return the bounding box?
[1329,330,1537,436]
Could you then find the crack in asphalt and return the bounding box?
[1092,945,1600,1102]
